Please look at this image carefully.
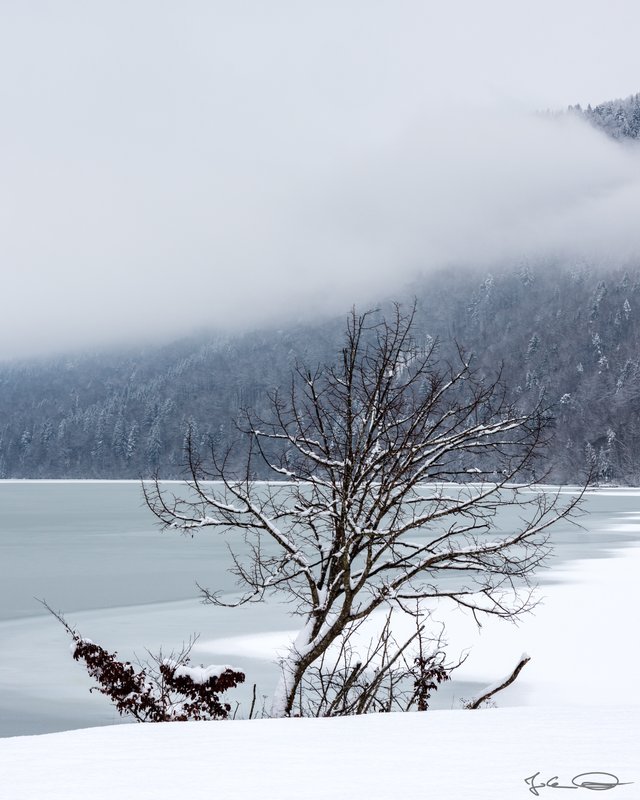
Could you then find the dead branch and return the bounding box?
[466,654,531,709]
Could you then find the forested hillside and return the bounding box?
[570,92,640,139]
[2,260,640,484]
[3,95,640,485]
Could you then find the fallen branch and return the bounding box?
[466,654,531,709]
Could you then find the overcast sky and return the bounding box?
[2,1,640,360]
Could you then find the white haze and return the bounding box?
[2,1,640,360]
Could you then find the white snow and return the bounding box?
[172,664,238,684]
[0,707,637,800]
[2,496,640,798]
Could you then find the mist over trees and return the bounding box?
[570,92,640,140]
[2,94,640,484]
[2,259,640,484]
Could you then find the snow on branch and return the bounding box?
[466,654,531,709]
[41,601,245,722]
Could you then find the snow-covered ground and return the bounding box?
[2,537,639,798]
[1,706,638,800]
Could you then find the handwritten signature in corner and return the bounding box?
[524,771,634,796]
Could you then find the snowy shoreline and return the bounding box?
[2,481,640,739]
[1,488,640,796]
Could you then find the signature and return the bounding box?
[525,772,633,795]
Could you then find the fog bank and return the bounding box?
[2,1,640,359]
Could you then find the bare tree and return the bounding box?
[145,303,578,718]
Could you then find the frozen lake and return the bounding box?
[1,481,639,737]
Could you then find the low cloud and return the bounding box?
[2,2,640,360]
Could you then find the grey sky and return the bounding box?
[2,1,640,360]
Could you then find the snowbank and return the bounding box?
[0,707,637,800]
